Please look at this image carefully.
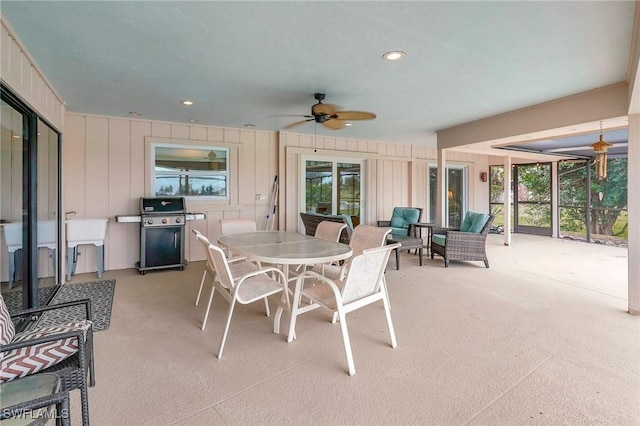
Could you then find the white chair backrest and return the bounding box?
[315,221,347,242]
[196,234,236,291]
[194,230,211,252]
[341,244,397,305]
[350,225,391,254]
[220,219,257,235]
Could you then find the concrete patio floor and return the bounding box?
[66,233,638,425]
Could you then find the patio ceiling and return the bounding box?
[0,1,636,148]
[498,128,629,160]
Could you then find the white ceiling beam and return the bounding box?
[436,83,629,149]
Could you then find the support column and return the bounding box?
[437,148,447,227]
[551,161,559,238]
[628,113,640,315]
[503,156,512,246]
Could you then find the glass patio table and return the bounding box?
[0,373,70,426]
[218,231,352,343]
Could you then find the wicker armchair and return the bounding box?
[1,296,95,426]
[300,212,352,245]
[377,207,423,237]
[430,213,494,268]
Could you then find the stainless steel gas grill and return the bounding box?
[116,197,205,275]
[137,197,186,274]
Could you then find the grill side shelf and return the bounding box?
[115,215,142,223]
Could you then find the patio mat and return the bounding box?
[38,279,116,331]
[2,286,58,315]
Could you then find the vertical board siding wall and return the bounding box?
[279,131,490,235]
[280,132,420,232]
[64,115,488,275]
[1,16,65,282]
[1,19,65,130]
[63,113,277,273]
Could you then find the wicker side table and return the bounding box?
[0,373,70,426]
[386,234,423,270]
[409,222,435,256]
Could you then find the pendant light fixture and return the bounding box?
[590,121,612,180]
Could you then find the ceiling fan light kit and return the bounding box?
[284,93,376,131]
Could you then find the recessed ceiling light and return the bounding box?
[382,50,406,61]
[129,111,142,117]
[244,124,255,128]
[344,123,352,127]
[188,119,198,123]
[180,100,194,106]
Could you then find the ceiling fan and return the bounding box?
[283,93,376,130]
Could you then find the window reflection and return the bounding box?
[153,146,229,197]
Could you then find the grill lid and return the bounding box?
[140,197,186,214]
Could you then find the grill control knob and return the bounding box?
[162,218,168,224]
[175,217,182,223]
[147,219,154,225]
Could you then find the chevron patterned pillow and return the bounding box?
[12,320,92,343]
[0,319,92,383]
[0,294,16,362]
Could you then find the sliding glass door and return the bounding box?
[303,157,363,227]
[428,166,467,228]
[1,84,61,309]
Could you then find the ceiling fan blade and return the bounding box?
[334,111,376,120]
[283,119,313,130]
[323,119,346,130]
[312,103,337,115]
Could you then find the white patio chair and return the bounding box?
[309,225,393,321]
[193,221,257,301]
[313,225,390,279]
[219,218,257,257]
[301,221,347,275]
[201,238,288,358]
[192,229,261,330]
[314,221,347,242]
[292,243,400,376]
[218,219,271,310]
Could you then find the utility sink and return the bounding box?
[65,218,109,248]
[65,218,108,281]
[1,220,57,288]
[2,220,57,248]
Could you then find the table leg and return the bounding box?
[286,272,322,343]
[56,392,70,426]
[274,264,322,343]
[273,265,289,335]
[286,277,304,343]
[395,247,400,270]
[273,264,300,342]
